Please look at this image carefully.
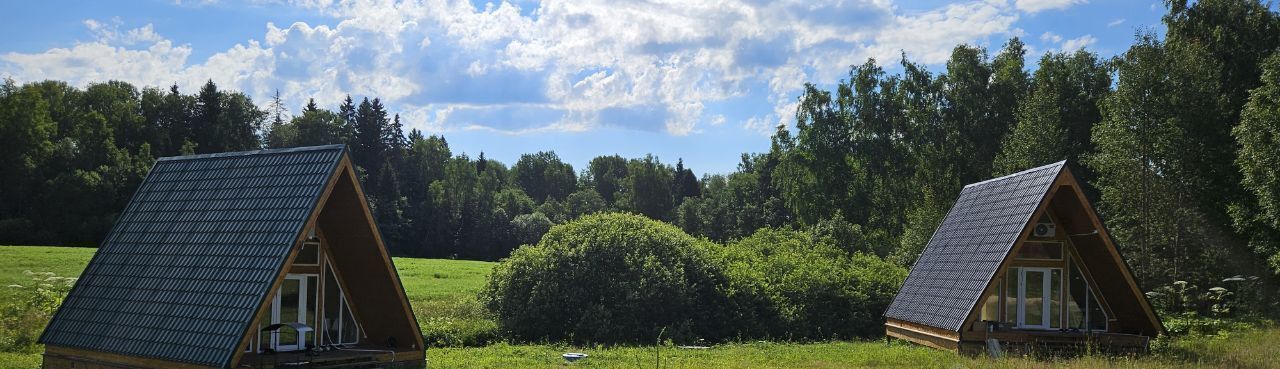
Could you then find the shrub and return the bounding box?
[509,212,553,247]
[0,271,76,353]
[417,296,500,347]
[483,214,910,345]
[717,228,907,339]
[1162,313,1259,337]
[482,212,732,344]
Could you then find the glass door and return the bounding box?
[1018,267,1052,329]
[272,274,309,351]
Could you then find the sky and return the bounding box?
[0,0,1170,175]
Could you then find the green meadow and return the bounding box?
[1,245,1277,369]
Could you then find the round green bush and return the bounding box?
[482,214,907,344]
[717,228,908,339]
[482,212,732,344]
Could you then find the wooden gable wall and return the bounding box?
[956,167,1162,341]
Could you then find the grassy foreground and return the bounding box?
[429,331,1280,368]
[0,245,1277,369]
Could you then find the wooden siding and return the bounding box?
[43,346,219,369]
[885,318,960,351]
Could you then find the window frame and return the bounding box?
[322,254,363,346]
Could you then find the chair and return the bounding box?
[259,323,315,368]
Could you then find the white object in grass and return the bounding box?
[563,353,588,363]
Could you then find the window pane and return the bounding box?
[1016,242,1063,260]
[1025,270,1044,326]
[980,281,1000,322]
[1067,262,1086,329]
[1050,269,1061,329]
[1004,268,1018,326]
[279,278,300,346]
[258,318,269,352]
[306,276,318,347]
[1088,289,1107,331]
[324,262,341,345]
[341,297,359,344]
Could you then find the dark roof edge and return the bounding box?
[157,144,346,162]
[963,160,1067,189]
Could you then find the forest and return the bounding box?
[1,0,1279,319]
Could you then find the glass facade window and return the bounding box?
[242,235,366,353]
[323,260,341,345]
[258,319,269,352]
[278,278,301,347]
[996,242,1109,332]
[1024,269,1045,327]
[306,275,318,346]
[1088,287,1107,331]
[980,280,1001,322]
[322,257,361,346]
[1050,269,1062,329]
[1066,258,1108,332]
[1004,268,1019,326]
[1067,260,1086,329]
[341,299,360,343]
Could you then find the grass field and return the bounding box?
[1,245,1277,369]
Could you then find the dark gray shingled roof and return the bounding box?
[884,161,1065,332]
[40,145,346,368]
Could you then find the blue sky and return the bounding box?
[0,0,1169,175]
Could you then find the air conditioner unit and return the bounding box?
[1033,223,1056,238]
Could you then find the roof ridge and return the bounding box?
[963,160,1066,189]
[157,144,345,162]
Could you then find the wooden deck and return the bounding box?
[978,329,1151,356]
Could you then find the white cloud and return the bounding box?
[1,27,192,88]
[1107,18,1125,27]
[1040,31,1063,43]
[1060,34,1097,52]
[1014,0,1087,13]
[709,114,726,127]
[1039,31,1096,53]
[743,115,776,135]
[2,0,1026,137]
[84,18,165,46]
[870,1,1019,64]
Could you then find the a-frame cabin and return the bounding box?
[884,161,1163,354]
[39,145,425,369]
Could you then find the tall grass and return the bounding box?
[0,270,74,354]
[393,257,502,347]
[427,331,1280,369]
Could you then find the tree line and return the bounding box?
[0,76,713,260]
[2,0,1279,314]
[759,0,1280,315]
